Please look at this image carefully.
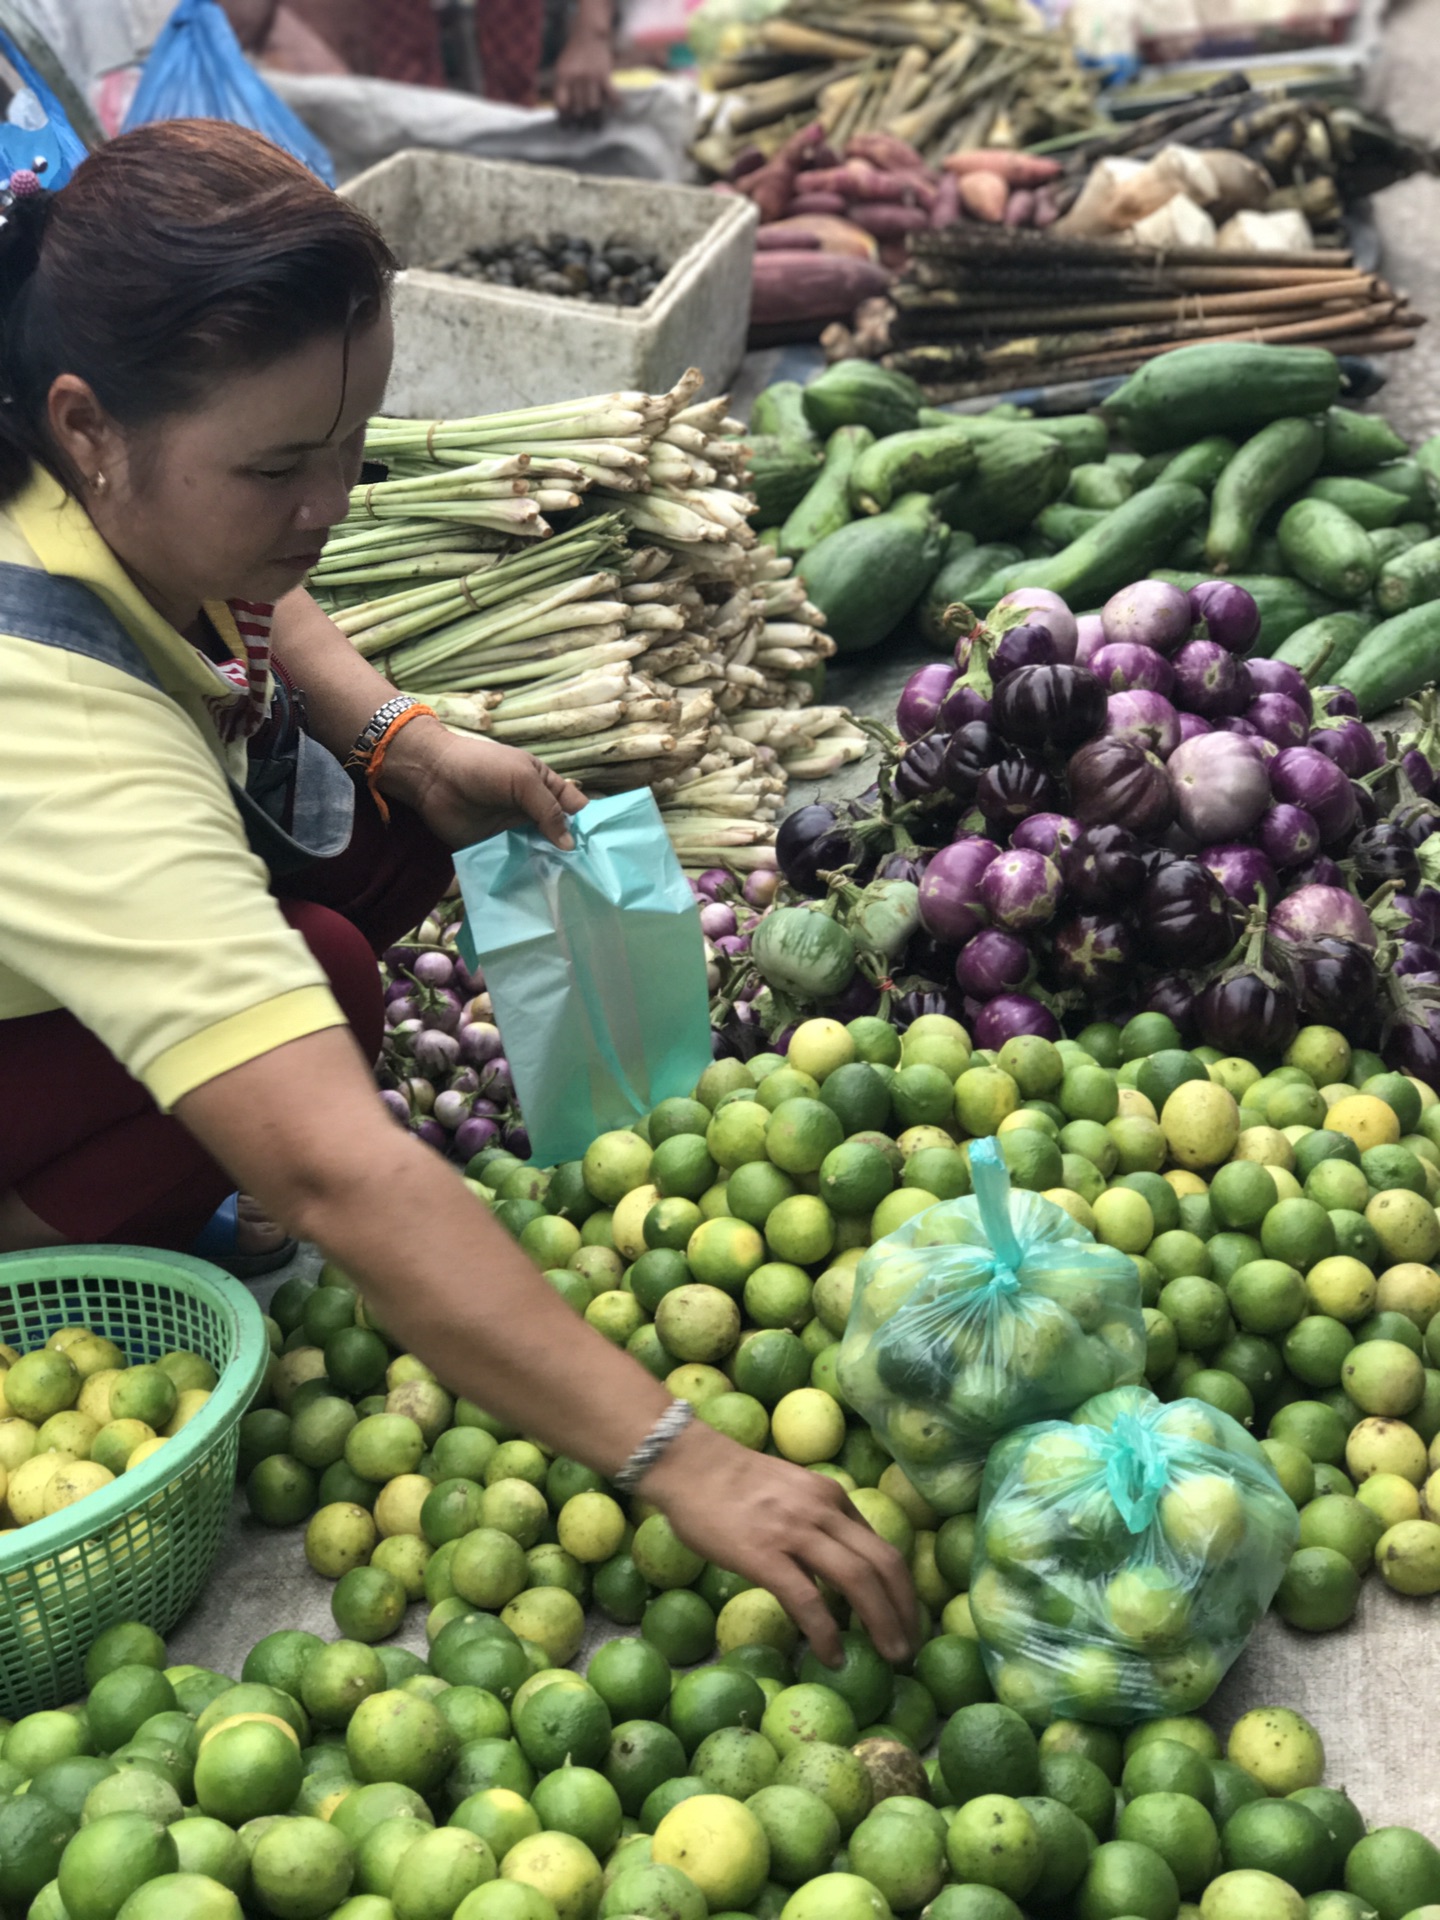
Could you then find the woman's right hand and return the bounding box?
[640,1417,920,1668]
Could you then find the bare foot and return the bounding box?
[236,1194,290,1257]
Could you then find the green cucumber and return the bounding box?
[1321,407,1409,472]
[1271,611,1374,683]
[779,425,873,558]
[1067,463,1132,511]
[1276,498,1375,604]
[1205,416,1325,573]
[1304,475,1406,529]
[1250,534,1289,577]
[1154,570,1336,656]
[916,409,1107,467]
[973,482,1207,611]
[919,536,1019,646]
[1367,459,1435,521]
[1369,525,1426,566]
[797,492,947,655]
[1035,502,1110,546]
[1335,603,1440,716]
[1375,536,1440,615]
[931,430,1070,540]
[1417,433,1440,487]
[1106,452,1147,482]
[850,424,976,516]
[1102,344,1341,454]
[749,380,814,446]
[1159,436,1238,492]
[747,435,823,527]
[802,362,923,440]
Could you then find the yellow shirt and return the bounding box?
[0,468,346,1110]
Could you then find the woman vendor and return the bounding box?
[0,120,915,1665]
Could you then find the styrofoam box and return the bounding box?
[341,149,758,417]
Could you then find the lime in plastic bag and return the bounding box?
[455,789,712,1168]
[971,1384,1299,1727]
[837,1138,1146,1515]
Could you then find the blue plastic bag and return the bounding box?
[838,1138,1146,1514]
[123,0,335,184]
[970,1384,1298,1726]
[455,790,713,1167]
[0,35,88,191]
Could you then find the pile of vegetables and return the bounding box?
[746,344,1440,710]
[312,373,866,871]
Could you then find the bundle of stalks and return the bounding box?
[828,227,1423,397]
[310,376,860,871]
[692,0,1098,176]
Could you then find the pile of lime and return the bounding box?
[242,1011,1440,1663]
[0,1329,216,1531]
[4,1608,1440,1920]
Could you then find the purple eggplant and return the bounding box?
[1259,804,1321,872]
[1277,935,1376,1031]
[956,928,1031,1000]
[1270,747,1360,847]
[1310,718,1385,778]
[877,848,929,884]
[1171,639,1251,717]
[1068,736,1176,836]
[1315,685,1361,718]
[1012,812,1082,858]
[1290,856,1346,891]
[1051,913,1134,997]
[1197,968,1299,1056]
[898,661,959,742]
[824,973,883,1021]
[1395,892,1440,949]
[978,848,1062,930]
[1144,972,1199,1043]
[1385,999,1440,1083]
[1246,659,1313,717]
[893,985,964,1030]
[1074,613,1106,670]
[994,588,1078,661]
[1350,822,1422,891]
[1270,883,1377,950]
[1090,643,1177,697]
[777,802,855,896]
[939,680,991,729]
[894,734,953,805]
[1062,823,1146,911]
[1188,579,1261,653]
[917,836,1000,945]
[943,721,1004,801]
[991,663,1107,752]
[972,992,1061,1047]
[1167,732,1270,845]
[1201,843,1279,909]
[1175,712,1212,746]
[1402,746,1437,799]
[1397,940,1440,976]
[1246,693,1311,750]
[1137,859,1236,968]
[1101,578,1193,654]
[976,758,1061,833]
[992,623,1058,679]
[1105,688,1181,759]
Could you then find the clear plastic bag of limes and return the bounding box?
[837,1137,1147,1515]
[970,1384,1299,1727]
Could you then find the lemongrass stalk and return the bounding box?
[624,605,687,632]
[540,729,677,767]
[314,551,507,587]
[441,639,644,690]
[333,570,500,637]
[673,844,776,873]
[493,672,633,720]
[427,693,496,731]
[756,648,826,672]
[388,600,630,676]
[491,701,627,743]
[413,627,632,690]
[658,422,709,453]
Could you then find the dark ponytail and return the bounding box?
[0,119,396,503]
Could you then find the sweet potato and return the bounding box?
[956,170,1009,224]
[931,172,960,229]
[1005,189,1036,227]
[749,251,892,328]
[743,121,829,222]
[727,146,766,181]
[756,227,821,250]
[797,141,840,173]
[944,149,1063,188]
[847,131,927,173]
[848,203,933,239]
[759,215,879,260]
[789,193,849,216]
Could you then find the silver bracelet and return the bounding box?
[613,1401,696,1495]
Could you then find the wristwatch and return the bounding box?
[349,693,423,767]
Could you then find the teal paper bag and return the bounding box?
[455,790,713,1166]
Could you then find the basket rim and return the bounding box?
[0,1244,269,1578]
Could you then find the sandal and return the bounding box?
[190,1192,298,1280]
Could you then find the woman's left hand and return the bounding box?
[389,721,586,851]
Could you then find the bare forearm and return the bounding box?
[178,1034,670,1472]
[572,0,615,36]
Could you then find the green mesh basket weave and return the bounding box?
[0,1246,269,1715]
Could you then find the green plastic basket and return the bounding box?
[0,1246,269,1716]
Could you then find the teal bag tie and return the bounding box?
[1104,1412,1173,1535]
[455,790,712,1165]
[970,1136,1025,1276]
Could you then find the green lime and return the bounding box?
[1221,1797,1332,1894]
[819,1063,893,1137]
[996,1128,1064,1192]
[1117,1792,1220,1899]
[641,1591,716,1668]
[726,1161,799,1231]
[1121,1738,1215,1808]
[651,1134,719,1203]
[939,1703,1039,1804]
[818,1142,894,1216]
